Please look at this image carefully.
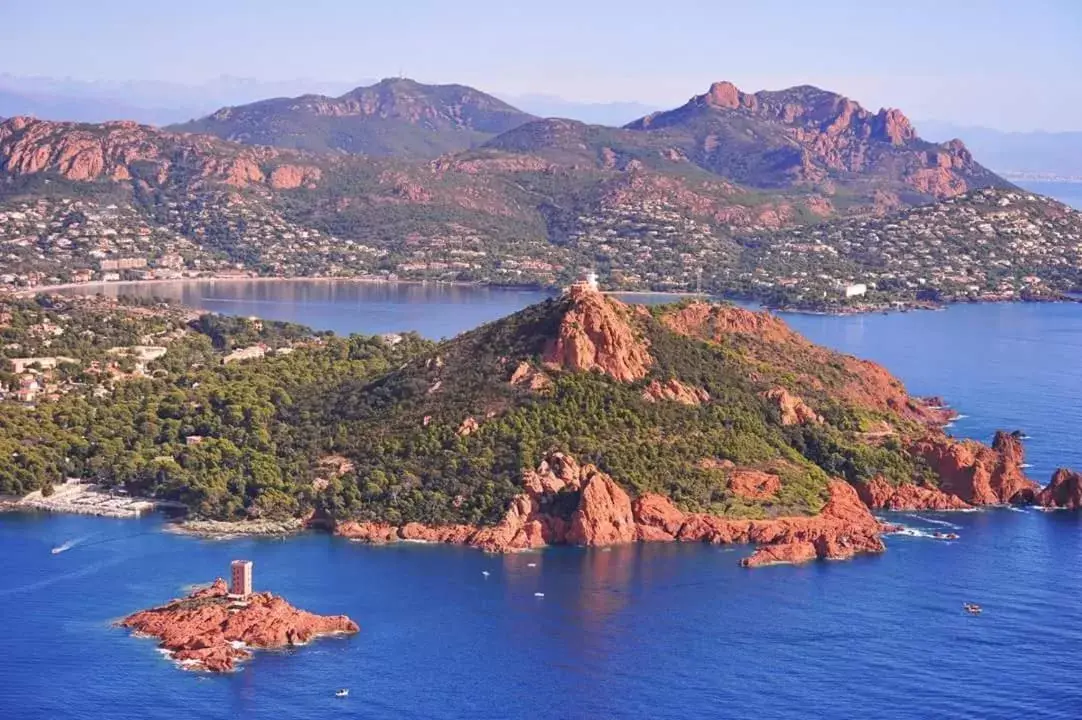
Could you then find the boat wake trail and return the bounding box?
[51,535,94,555]
[905,515,962,530]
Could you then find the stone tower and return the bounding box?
[230,560,253,597]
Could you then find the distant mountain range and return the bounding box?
[919,121,1082,179]
[169,78,538,157]
[0,76,1042,308]
[4,74,1081,181]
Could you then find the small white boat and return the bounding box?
[335,689,349,698]
[481,570,490,577]
[534,592,545,598]
[527,563,537,567]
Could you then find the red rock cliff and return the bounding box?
[911,431,1038,505]
[0,116,321,190]
[855,476,971,511]
[337,452,887,568]
[543,285,652,382]
[1038,468,1082,509]
[118,578,358,672]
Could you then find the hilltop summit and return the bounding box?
[625,80,1005,198]
[170,77,536,157]
[312,291,1036,563]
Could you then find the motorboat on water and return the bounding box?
[963,603,982,615]
[335,689,350,698]
[934,532,960,541]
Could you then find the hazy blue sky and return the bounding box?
[6,0,1081,130]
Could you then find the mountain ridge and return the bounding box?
[169,77,537,157]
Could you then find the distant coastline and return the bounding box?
[9,274,496,299]
[9,274,1080,317]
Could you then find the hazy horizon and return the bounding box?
[4,0,1081,132]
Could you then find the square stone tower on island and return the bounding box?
[230,560,253,598]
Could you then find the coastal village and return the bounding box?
[738,188,1082,308]
[0,293,305,407]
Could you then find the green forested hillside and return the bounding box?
[0,291,943,528]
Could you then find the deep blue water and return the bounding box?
[6,286,1082,719]
[1013,180,1082,210]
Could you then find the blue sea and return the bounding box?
[6,285,1082,719]
[1013,180,1082,210]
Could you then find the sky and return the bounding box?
[5,0,1082,131]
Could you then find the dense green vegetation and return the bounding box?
[0,294,939,525]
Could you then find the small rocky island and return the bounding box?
[118,561,358,672]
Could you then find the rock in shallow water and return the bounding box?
[117,578,358,672]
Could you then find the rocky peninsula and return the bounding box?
[118,578,358,672]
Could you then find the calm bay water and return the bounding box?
[1013,179,1082,210]
[7,283,1082,719]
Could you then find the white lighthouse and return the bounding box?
[584,270,599,291]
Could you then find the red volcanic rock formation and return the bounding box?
[334,520,398,543]
[763,387,822,426]
[911,431,1039,505]
[642,378,710,405]
[543,285,652,382]
[661,301,797,345]
[334,454,884,567]
[1038,468,1082,509]
[855,476,971,511]
[629,81,991,200]
[566,470,637,546]
[118,579,358,672]
[633,493,687,540]
[727,468,782,500]
[631,481,887,566]
[509,361,551,391]
[658,302,951,429]
[703,81,760,111]
[741,541,818,567]
[0,116,314,191]
[268,164,322,189]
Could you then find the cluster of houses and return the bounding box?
[0,198,227,288]
[741,188,1082,305]
[563,200,726,291]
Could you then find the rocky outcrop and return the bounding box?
[509,361,551,391]
[661,301,798,345]
[642,378,710,405]
[855,476,971,511]
[334,521,398,543]
[268,164,322,189]
[456,416,480,436]
[334,454,884,567]
[626,81,999,201]
[543,285,652,382]
[1038,468,1082,509]
[911,431,1039,505]
[566,470,636,546]
[631,480,886,566]
[0,116,307,191]
[741,541,818,567]
[118,579,358,672]
[335,454,634,552]
[763,387,822,426]
[727,468,782,500]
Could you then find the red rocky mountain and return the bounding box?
[624,81,1008,201]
